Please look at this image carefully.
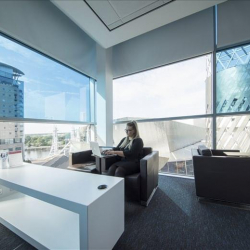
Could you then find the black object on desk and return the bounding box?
[98,185,107,190]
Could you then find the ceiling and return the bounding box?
[51,0,227,48]
[84,0,173,31]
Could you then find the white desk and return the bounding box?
[0,164,124,250]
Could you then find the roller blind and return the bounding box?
[0,0,97,79]
[113,8,214,78]
[217,0,250,49]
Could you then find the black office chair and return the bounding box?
[192,145,250,205]
[71,148,159,206]
[101,147,159,206]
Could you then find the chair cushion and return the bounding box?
[198,145,212,156]
[142,147,152,157]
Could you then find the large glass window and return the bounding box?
[216,44,250,114]
[113,118,211,177]
[113,54,212,177]
[0,35,93,122]
[113,54,212,120]
[0,121,94,165]
[216,115,250,152]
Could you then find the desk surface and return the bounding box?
[0,163,123,208]
[224,152,250,157]
[0,163,124,250]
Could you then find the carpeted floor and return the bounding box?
[1,175,250,250]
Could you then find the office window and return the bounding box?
[113,117,211,177]
[24,123,94,163]
[0,35,93,122]
[113,54,212,120]
[0,122,95,166]
[216,44,250,114]
[216,115,250,152]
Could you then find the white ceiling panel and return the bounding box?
[109,0,158,18]
[51,0,228,48]
[121,0,165,24]
[108,20,123,30]
[86,0,169,30]
[86,0,120,25]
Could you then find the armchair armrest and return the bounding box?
[140,151,159,206]
[211,149,240,156]
[192,148,240,157]
[100,155,118,172]
[69,150,95,166]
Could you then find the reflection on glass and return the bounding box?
[216,44,250,113]
[0,35,91,122]
[113,118,211,177]
[113,54,212,120]
[216,115,250,152]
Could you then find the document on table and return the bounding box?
[9,152,24,167]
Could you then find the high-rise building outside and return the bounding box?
[0,62,24,153]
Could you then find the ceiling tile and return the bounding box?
[121,1,165,24]
[86,0,120,25]
[108,20,124,30]
[52,0,227,48]
[109,0,158,18]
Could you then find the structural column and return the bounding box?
[96,45,113,146]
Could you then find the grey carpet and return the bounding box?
[1,176,250,250]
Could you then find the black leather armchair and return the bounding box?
[70,148,159,206]
[69,150,101,173]
[192,145,250,205]
[101,147,159,206]
[69,150,95,165]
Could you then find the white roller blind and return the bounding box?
[113,8,214,78]
[0,0,97,79]
[217,0,250,49]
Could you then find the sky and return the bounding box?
[0,34,211,134]
[113,55,211,120]
[0,35,89,123]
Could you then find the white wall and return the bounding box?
[96,45,113,146]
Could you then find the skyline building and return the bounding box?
[0,62,24,153]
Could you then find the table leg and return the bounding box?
[79,209,88,250]
[95,157,102,174]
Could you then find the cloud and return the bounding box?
[55,76,84,88]
[22,76,44,85]
[113,55,210,119]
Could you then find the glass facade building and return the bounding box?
[216,45,250,113]
[0,63,24,153]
